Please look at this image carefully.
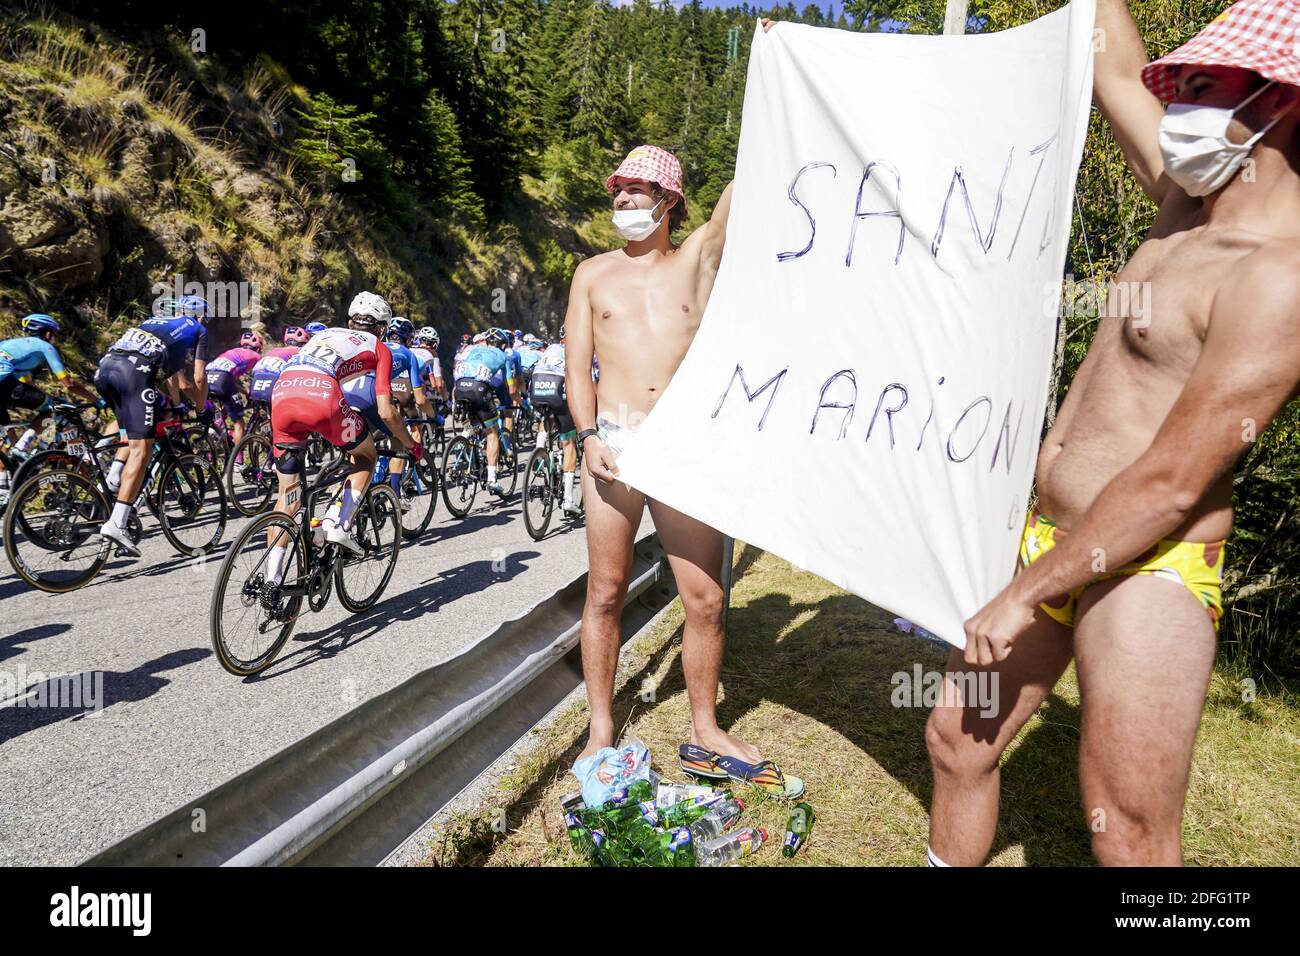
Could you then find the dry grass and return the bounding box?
[421,547,1300,868]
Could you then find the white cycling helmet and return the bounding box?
[347,291,391,327]
[416,326,440,348]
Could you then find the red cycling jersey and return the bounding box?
[285,329,392,397]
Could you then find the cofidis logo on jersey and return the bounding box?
[49,886,151,936]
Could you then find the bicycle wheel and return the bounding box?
[522,446,555,540]
[497,436,519,500]
[3,469,112,593]
[9,449,94,542]
[210,511,305,676]
[157,453,228,555]
[225,432,276,517]
[440,436,479,518]
[396,454,438,539]
[186,425,227,473]
[335,483,401,612]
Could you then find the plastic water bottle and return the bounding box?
[654,781,717,808]
[687,798,745,843]
[696,827,767,867]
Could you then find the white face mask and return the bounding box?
[612,197,665,241]
[1158,81,1282,197]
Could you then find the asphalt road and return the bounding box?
[0,475,651,865]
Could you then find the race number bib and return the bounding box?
[112,328,165,359]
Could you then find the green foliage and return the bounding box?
[289,92,383,186]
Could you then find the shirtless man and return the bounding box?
[566,145,801,796]
[926,0,1300,866]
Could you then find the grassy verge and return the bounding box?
[422,546,1300,867]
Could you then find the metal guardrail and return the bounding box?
[84,532,677,867]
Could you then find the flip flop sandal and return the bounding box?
[715,755,806,799]
[678,743,730,781]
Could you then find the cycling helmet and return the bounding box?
[347,291,391,327]
[472,331,487,344]
[177,295,211,322]
[282,325,309,346]
[305,321,328,334]
[386,316,414,344]
[240,330,266,353]
[154,296,179,318]
[416,326,440,348]
[486,328,509,348]
[21,313,60,335]
[460,333,471,344]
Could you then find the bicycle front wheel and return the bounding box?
[397,454,438,539]
[3,469,111,593]
[210,511,305,676]
[335,483,401,612]
[440,436,478,518]
[522,446,554,540]
[158,453,228,555]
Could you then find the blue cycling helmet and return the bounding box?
[386,317,414,344]
[485,327,509,348]
[21,313,60,335]
[177,295,210,322]
[305,321,328,334]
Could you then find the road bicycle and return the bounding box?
[209,438,402,676]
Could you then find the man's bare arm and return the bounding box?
[1093,0,1170,204]
[564,260,598,434]
[692,181,735,274]
[1012,249,1300,606]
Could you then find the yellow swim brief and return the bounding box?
[1018,511,1226,631]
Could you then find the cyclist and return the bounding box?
[0,313,102,508]
[530,323,580,516]
[271,292,421,562]
[247,326,309,410]
[491,326,524,441]
[452,327,515,496]
[93,294,211,555]
[412,326,446,400]
[205,329,265,448]
[381,317,436,510]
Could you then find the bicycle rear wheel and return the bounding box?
[396,455,438,539]
[497,436,519,500]
[225,432,276,517]
[210,511,305,676]
[3,469,111,593]
[335,484,401,612]
[157,453,228,555]
[440,436,478,518]
[522,446,554,540]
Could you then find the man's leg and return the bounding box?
[575,464,645,760]
[645,499,762,764]
[925,608,1074,866]
[1073,575,1216,866]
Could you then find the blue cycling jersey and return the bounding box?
[0,336,66,383]
[385,343,421,391]
[518,348,542,372]
[108,316,208,377]
[455,345,514,390]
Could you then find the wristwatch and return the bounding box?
[576,428,599,444]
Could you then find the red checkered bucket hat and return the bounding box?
[1141,0,1300,102]
[605,145,688,216]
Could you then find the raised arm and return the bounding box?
[693,180,735,274]
[1092,0,1171,204]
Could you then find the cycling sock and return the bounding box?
[0,471,9,491]
[537,429,548,447]
[388,473,401,494]
[266,544,287,584]
[325,487,359,531]
[107,460,125,491]
[926,846,951,868]
[111,501,133,529]
[563,470,575,504]
[15,428,37,453]
[487,465,496,483]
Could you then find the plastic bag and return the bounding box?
[571,734,652,808]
